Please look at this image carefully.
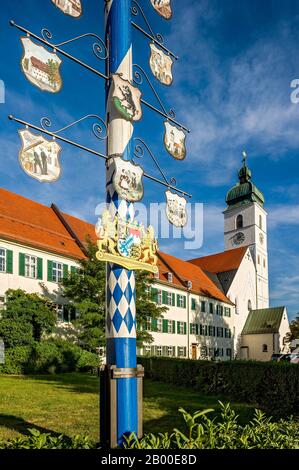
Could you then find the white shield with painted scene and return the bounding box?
[51,0,82,17]
[149,43,173,86]
[111,74,142,122]
[150,0,172,20]
[21,37,62,93]
[19,129,62,183]
[113,157,144,202]
[164,122,186,160]
[165,190,188,227]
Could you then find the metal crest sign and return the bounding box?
[150,0,172,20]
[95,210,158,273]
[19,129,62,183]
[51,0,82,18]
[165,190,188,227]
[149,43,173,86]
[164,122,186,160]
[21,37,62,93]
[111,74,142,122]
[113,157,144,202]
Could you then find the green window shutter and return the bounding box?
[172,293,175,306]
[209,303,214,314]
[183,296,186,308]
[162,319,168,333]
[6,250,13,274]
[151,318,157,332]
[37,258,43,280]
[47,260,53,281]
[196,324,199,335]
[19,253,25,276]
[220,306,223,316]
[201,301,206,312]
[63,264,69,280]
[71,266,77,275]
[190,323,193,334]
[184,322,187,335]
[191,298,196,310]
[176,294,180,306]
[162,290,167,304]
[151,288,158,302]
[172,320,176,333]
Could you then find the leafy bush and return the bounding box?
[0,340,99,375]
[125,402,299,449]
[0,346,31,374]
[139,357,299,417]
[0,429,95,449]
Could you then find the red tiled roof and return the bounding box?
[157,251,233,304]
[0,188,90,259]
[189,246,248,274]
[31,57,49,74]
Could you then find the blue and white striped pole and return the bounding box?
[104,0,138,446]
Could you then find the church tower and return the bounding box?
[223,154,269,308]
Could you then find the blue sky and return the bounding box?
[0,0,298,320]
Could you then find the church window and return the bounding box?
[258,255,261,265]
[236,214,243,229]
[263,259,266,268]
[259,215,262,229]
[248,300,252,311]
[262,344,268,353]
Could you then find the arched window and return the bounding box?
[258,255,261,265]
[236,214,243,229]
[259,215,262,229]
[248,299,252,311]
[262,344,268,353]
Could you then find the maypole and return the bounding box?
[104,0,138,447]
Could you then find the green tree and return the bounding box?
[47,59,60,88]
[287,314,299,342]
[62,239,166,352]
[0,289,56,348]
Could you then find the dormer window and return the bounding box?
[236,214,243,229]
[186,280,192,289]
[167,272,173,283]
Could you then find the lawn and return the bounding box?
[0,373,257,442]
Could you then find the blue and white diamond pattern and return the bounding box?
[106,267,136,338]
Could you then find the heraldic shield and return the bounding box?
[113,156,144,202]
[111,74,142,122]
[164,122,186,160]
[150,0,172,20]
[95,210,158,273]
[51,0,82,18]
[165,190,188,227]
[149,43,173,86]
[19,129,62,183]
[21,37,62,93]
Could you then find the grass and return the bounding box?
[0,373,257,442]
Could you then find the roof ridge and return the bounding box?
[51,204,88,256]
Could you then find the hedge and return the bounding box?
[0,340,100,375]
[139,357,299,417]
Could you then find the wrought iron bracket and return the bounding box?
[133,63,190,133]
[10,20,109,81]
[40,114,108,141]
[131,0,178,60]
[8,115,192,198]
[133,137,192,198]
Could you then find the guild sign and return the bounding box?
[51,0,82,17]
[111,74,142,122]
[21,37,62,93]
[95,211,158,273]
[113,157,144,202]
[19,129,62,183]
[165,190,188,227]
[164,122,186,160]
[150,0,172,20]
[149,43,173,86]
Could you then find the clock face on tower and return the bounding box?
[232,232,245,246]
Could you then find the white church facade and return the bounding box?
[0,158,291,361]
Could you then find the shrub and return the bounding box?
[77,349,100,372]
[0,346,31,374]
[26,342,63,374]
[0,429,96,449]
[124,402,299,449]
[139,357,299,417]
